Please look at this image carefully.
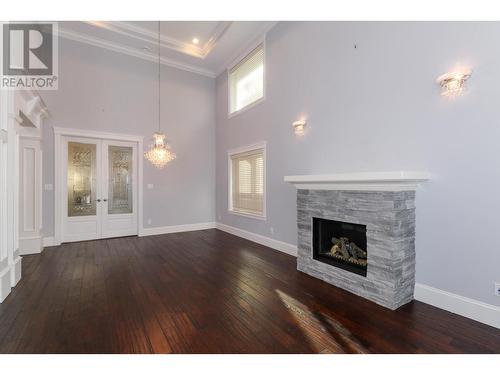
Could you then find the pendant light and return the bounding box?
[144,21,176,168]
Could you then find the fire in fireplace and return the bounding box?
[312,217,367,276]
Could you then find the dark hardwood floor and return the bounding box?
[0,229,498,353]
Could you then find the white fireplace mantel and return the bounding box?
[284,171,430,191]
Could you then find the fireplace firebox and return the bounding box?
[312,217,367,277]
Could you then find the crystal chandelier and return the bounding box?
[144,132,176,168]
[144,21,176,168]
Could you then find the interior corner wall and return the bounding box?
[41,36,216,237]
[215,21,500,307]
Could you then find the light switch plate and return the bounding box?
[44,184,53,191]
[147,184,154,189]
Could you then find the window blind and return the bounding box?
[229,45,264,114]
[230,148,264,216]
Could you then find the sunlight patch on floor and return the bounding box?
[275,289,369,353]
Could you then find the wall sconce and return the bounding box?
[436,69,472,97]
[292,119,307,135]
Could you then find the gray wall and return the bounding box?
[216,22,500,306]
[42,36,216,236]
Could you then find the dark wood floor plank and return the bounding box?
[0,229,498,354]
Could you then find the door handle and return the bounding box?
[103,199,108,202]
[96,199,101,202]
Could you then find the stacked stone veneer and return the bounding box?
[297,189,416,310]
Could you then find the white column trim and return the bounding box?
[54,131,62,245]
[137,139,144,237]
[18,137,43,255]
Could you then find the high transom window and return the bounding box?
[229,44,264,115]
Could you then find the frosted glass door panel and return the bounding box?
[67,142,96,217]
[62,137,137,243]
[108,146,133,214]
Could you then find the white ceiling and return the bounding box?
[58,21,277,77]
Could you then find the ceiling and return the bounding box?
[58,21,277,77]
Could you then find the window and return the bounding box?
[229,143,266,218]
[229,44,264,115]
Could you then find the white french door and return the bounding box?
[62,136,138,242]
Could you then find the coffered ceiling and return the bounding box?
[58,21,277,77]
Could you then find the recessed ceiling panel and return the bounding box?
[58,21,277,77]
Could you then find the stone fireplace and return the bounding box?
[285,171,429,310]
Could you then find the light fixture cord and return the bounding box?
[158,20,161,133]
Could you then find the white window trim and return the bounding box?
[227,141,267,220]
[227,37,266,119]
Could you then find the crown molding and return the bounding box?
[199,22,232,57]
[83,21,232,59]
[18,89,49,117]
[58,22,277,79]
[58,27,216,78]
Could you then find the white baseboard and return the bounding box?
[42,237,56,247]
[216,222,297,257]
[140,222,216,237]
[415,283,500,329]
[19,236,43,255]
[0,257,21,302]
[10,256,22,287]
[0,265,11,303]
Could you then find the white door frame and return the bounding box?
[53,126,144,246]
